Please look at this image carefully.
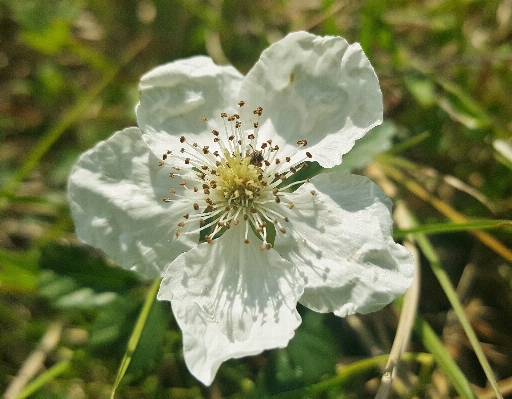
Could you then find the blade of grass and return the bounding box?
[401,206,503,399]
[268,353,434,399]
[1,35,150,204]
[110,277,160,399]
[413,315,477,399]
[378,161,512,263]
[13,360,71,399]
[393,219,512,239]
[385,131,430,155]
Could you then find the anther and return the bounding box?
[311,190,316,195]
[180,136,185,143]
[279,227,286,234]
[193,203,199,210]
[180,180,187,186]
[162,198,171,202]
[158,161,164,166]
[306,152,312,158]
[178,222,185,227]
[297,139,307,146]
[162,154,167,160]
[202,116,208,122]
[238,101,245,107]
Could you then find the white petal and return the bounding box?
[136,56,244,158]
[68,127,199,278]
[157,226,303,385]
[272,172,414,317]
[239,31,383,168]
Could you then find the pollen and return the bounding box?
[163,101,315,248]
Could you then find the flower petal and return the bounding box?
[239,31,383,168]
[136,56,244,159]
[68,127,199,278]
[272,172,414,317]
[157,225,303,385]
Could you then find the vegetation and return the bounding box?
[1,0,511,398]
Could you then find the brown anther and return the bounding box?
[300,163,307,169]
[203,188,210,195]
[283,217,289,222]
[193,203,199,210]
[297,139,307,146]
[227,116,235,121]
[202,116,208,122]
[286,156,291,162]
[306,152,312,158]
[238,100,245,107]
[253,106,263,116]
[213,151,219,156]
[193,142,198,147]
[158,161,164,166]
[221,112,227,118]
[266,243,272,250]
[169,173,175,178]
[180,148,185,153]
[180,180,187,186]
[248,133,255,139]
[233,219,239,225]
[244,238,250,244]
[217,221,224,227]
[259,245,266,251]
[199,218,205,225]
[235,122,241,128]
[288,203,295,209]
[202,183,209,189]
[290,166,297,173]
[225,222,230,229]
[243,214,249,221]
[250,208,258,213]
[178,222,185,227]
[169,188,176,194]
[175,229,180,237]
[212,129,219,136]
[228,135,235,141]
[261,142,267,149]
[225,206,231,211]
[264,160,270,166]
[162,154,167,160]
[201,165,209,170]
[233,113,240,119]
[275,196,281,203]
[185,158,190,164]
[193,186,198,192]
[180,136,185,143]
[311,190,316,195]
[279,227,286,234]
[162,198,171,202]
[254,122,259,128]
[280,174,286,181]
[275,159,281,164]
[183,213,189,219]
[167,150,172,154]
[205,198,213,205]
[203,146,209,154]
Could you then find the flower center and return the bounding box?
[159,102,314,250]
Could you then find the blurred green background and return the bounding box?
[1,0,511,398]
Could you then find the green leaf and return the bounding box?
[331,122,396,173]
[0,248,39,293]
[286,311,338,384]
[38,243,139,309]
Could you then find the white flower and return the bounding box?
[68,32,414,385]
